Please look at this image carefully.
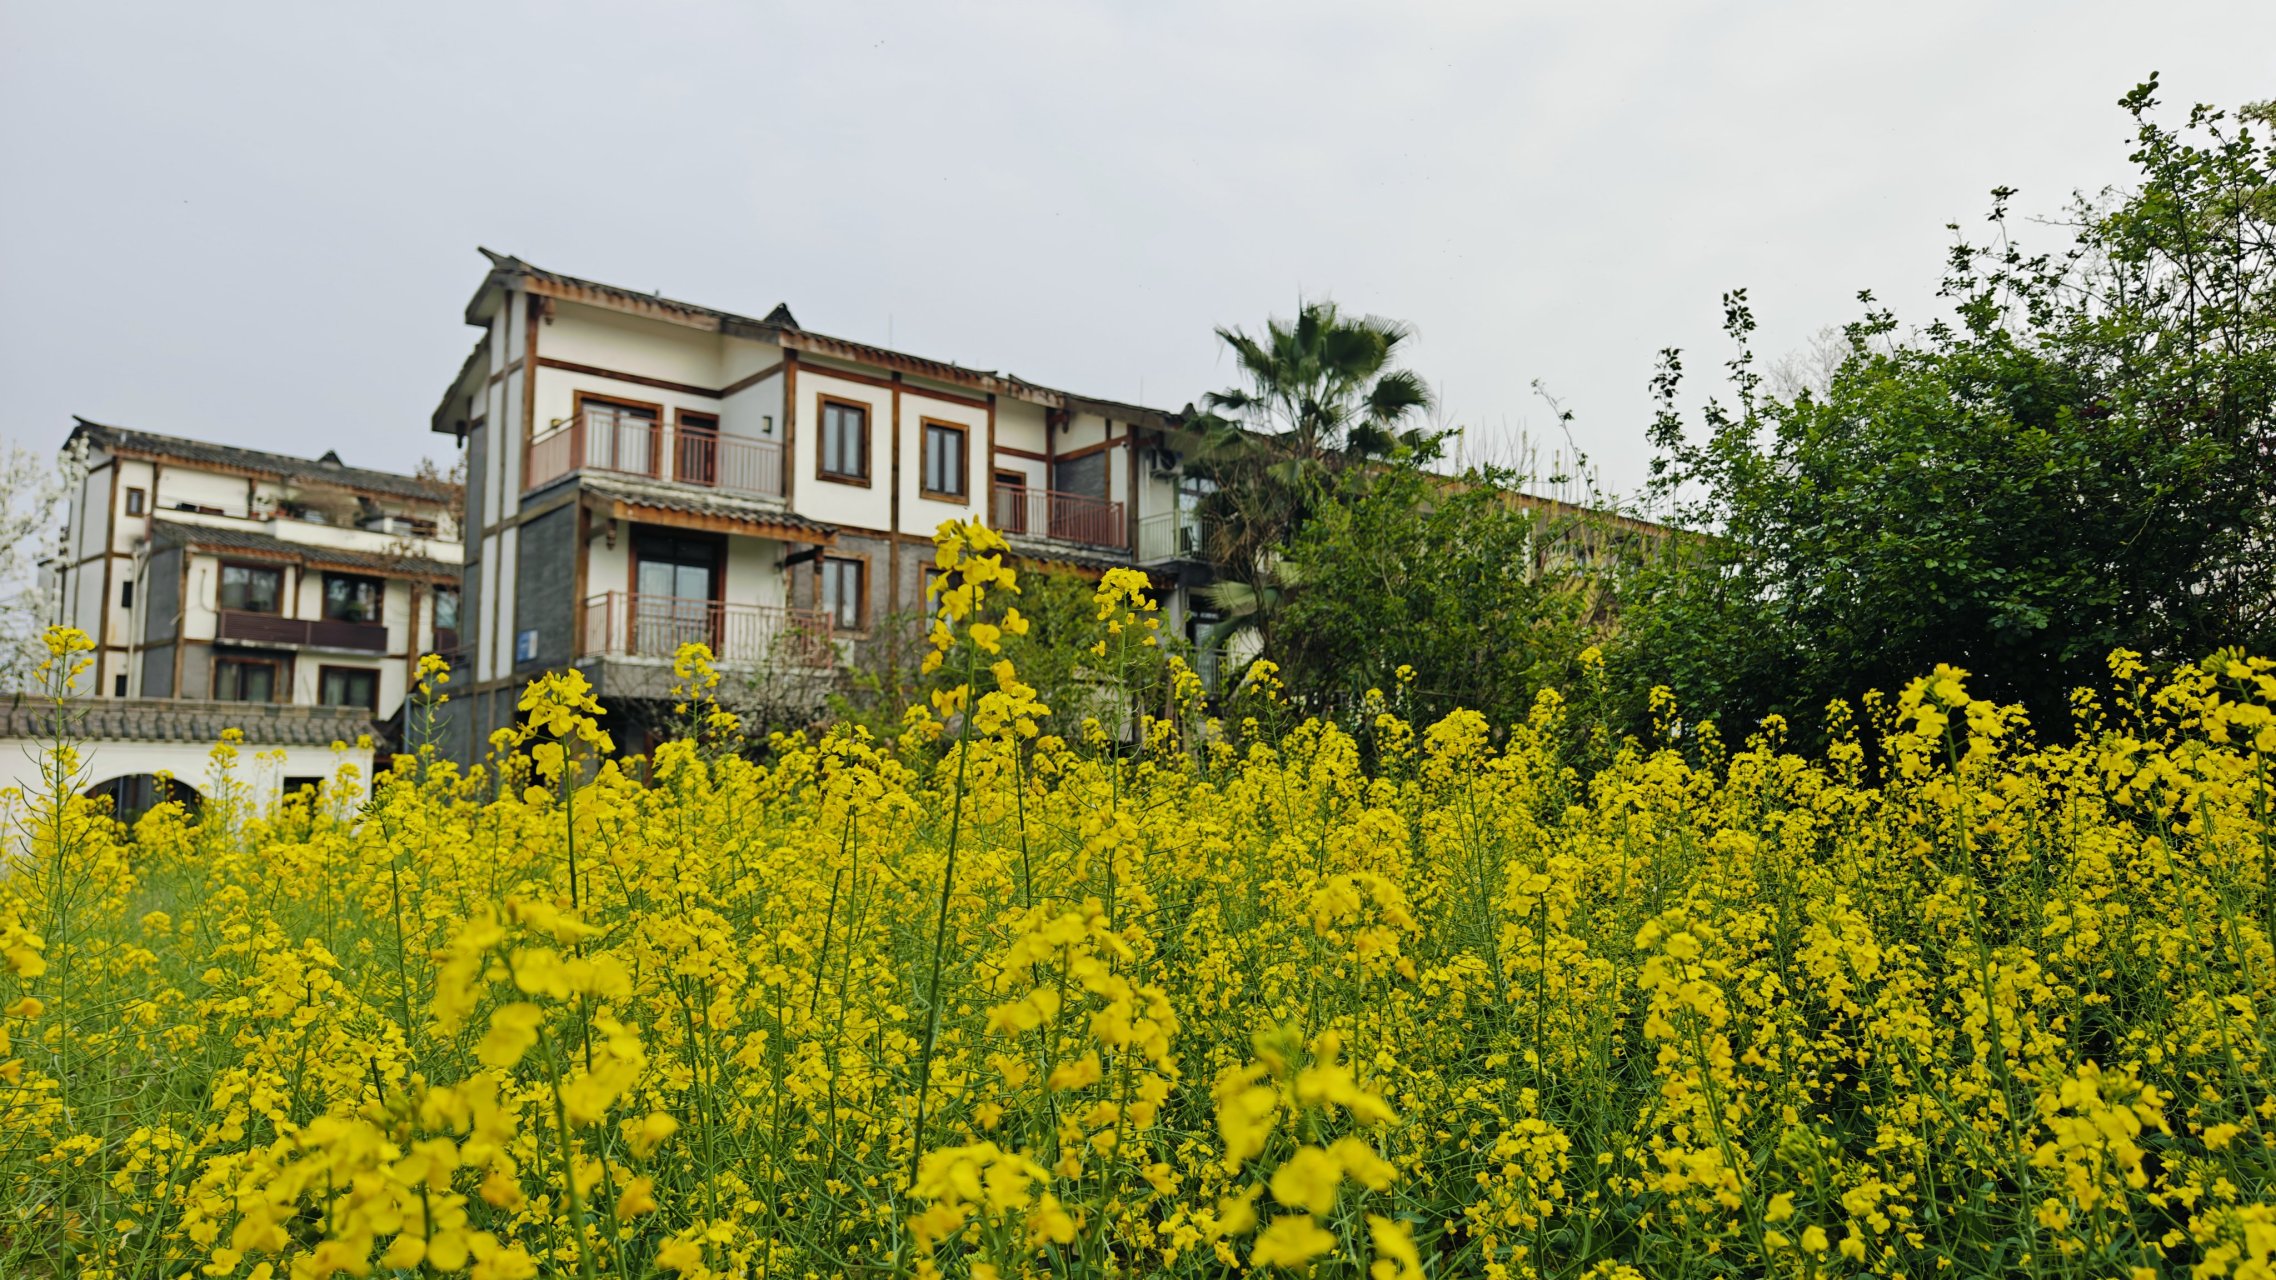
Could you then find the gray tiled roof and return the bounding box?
[154,520,460,580]
[71,418,456,505]
[578,474,838,542]
[0,697,381,747]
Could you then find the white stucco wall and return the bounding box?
[902,393,989,530]
[791,368,893,531]
[993,399,1049,458]
[154,468,250,518]
[719,336,786,444]
[541,305,725,391]
[723,537,788,609]
[0,737,374,818]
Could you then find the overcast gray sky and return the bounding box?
[3,2,2271,502]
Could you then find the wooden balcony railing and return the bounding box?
[217,610,388,653]
[528,412,784,499]
[992,485,1127,549]
[579,593,834,668]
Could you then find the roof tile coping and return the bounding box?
[0,697,382,748]
[70,418,456,505]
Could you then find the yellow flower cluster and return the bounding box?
[13,623,2276,1278]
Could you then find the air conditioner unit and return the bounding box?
[1147,447,1181,478]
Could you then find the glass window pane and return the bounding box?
[220,565,281,613]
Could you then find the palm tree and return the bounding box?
[1183,300,1436,665]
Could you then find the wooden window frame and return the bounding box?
[816,395,873,487]
[565,389,667,481]
[628,527,727,607]
[817,553,869,633]
[125,487,146,516]
[212,655,285,703]
[920,563,952,616]
[317,664,381,712]
[217,560,285,615]
[920,419,970,500]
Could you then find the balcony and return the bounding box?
[992,485,1126,550]
[579,593,834,669]
[528,412,784,500]
[216,610,388,653]
[1137,513,1205,564]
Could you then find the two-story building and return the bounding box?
[429,250,1211,753]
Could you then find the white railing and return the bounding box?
[1137,513,1204,563]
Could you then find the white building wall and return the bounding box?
[155,468,251,517]
[1059,411,1112,454]
[791,369,893,531]
[587,533,628,604]
[540,305,725,389]
[495,525,519,671]
[723,537,787,609]
[114,459,157,550]
[902,393,989,530]
[0,738,373,816]
[719,336,786,444]
[477,533,500,683]
[993,399,1050,457]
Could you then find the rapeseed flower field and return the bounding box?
[8,520,2276,1280]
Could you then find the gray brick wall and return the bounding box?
[179,642,212,700]
[139,545,182,697]
[514,504,576,674]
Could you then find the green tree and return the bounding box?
[1271,459,1598,734]
[1183,300,1438,657]
[1621,77,2276,739]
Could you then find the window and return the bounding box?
[283,776,324,797]
[921,565,953,616]
[323,574,385,624]
[922,422,968,498]
[319,665,379,711]
[820,556,864,630]
[432,586,461,650]
[218,563,283,614]
[570,396,663,478]
[213,657,280,703]
[819,398,869,482]
[125,487,146,516]
[633,532,722,656]
[113,674,127,697]
[120,580,133,609]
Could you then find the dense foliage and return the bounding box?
[1623,79,2276,740]
[12,525,2276,1280]
[1180,300,1438,658]
[1269,462,1594,734]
